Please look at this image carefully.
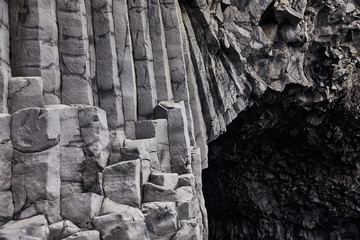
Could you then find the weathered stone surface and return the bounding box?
[0,191,13,223]
[9,0,61,104]
[93,211,149,240]
[57,0,93,105]
[63,231,100,240]
[11,108,60,153]
[8,77,44,113]
[103,160,141,207]
[136,119,171,172]
[61,193,104,229]
[128,0,157,120]
[113,0,137,134]
[91,0,124,130]
[178,174,195,187]
[0,114,10,143]
[49,220,81,240]
[142,202,179,237]
[176,187,195,220]
[12,145,61,214]
[78,106,110,168]
[0,0,10,113]
[0,215,49,240]
[143,182,177,203]
[171,220,200,240]
[124,138,161,172]
[150,173,179,189]
[0,140,12,191]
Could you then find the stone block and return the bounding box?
[93,212,149,240]
[103,160,141,207]
[63,231,100,240]
[178,174,195,187]
[150,173,179,189]
[0,215,49,240]
[11,108,60,153]
[143,182,177,203]
[61,193,104,229]
[8,77,44,113]
[0,114,10,143]
[142,202,179,236]
[12,145,61,213]
[49,220,81,240]
[171,220,201,240]
[0,191,13,223]
[0,140,12,190]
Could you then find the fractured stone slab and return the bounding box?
[8,77,44,113]
[0,0,10,113]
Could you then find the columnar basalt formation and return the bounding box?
[0,0,359,239]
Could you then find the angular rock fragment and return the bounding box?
[0,191,13,224]
[49,220,81,240]
[0,215,49,240]
[150,173,179,189]
[136,119,171,171]
[11,108,60,152]
[171,220,200,240]
[12,145,61,214]
[61,193,104,229]
[176,187,195,220]
[63,231,100,240]
[178,174,195,187]
[17,199,62,224]
[8,77,44,113]
[155,101,192,174]
[0,114,10,143]
[0,140,12,191]
[103,160,141,207]
[274,3,303,26]
[93,211,149,240]
[142,202,179,237]
[143,182,177,203]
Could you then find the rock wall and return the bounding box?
[0,0,359,239]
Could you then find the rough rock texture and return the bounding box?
[0,0,359,239]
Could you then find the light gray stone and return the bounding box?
[150,173,179,189]
[8,77,44,113]
[142,202,179,236]
[11,107,60,153]
[103,160,141,207]
[128,0,157,120]
[0,140,12,191]
[49,220,81,240]
[93,212,150,240]
[176,187,195,220]
[12,145,61,214]
[0,114,10,143]
[136,119,171,172]
[9,0,61,105]
[61,193,104,229]
[113,0,137,132]
[17,199,62,224]
[0,215,49,240]
[171,220,200,240]
[143,182,177,203]
[0,191,13,223]
[155,101,192,174]
[57,0,93,105]
[91,0,124,130]
[0,0,10,113]
[63,231,100,240]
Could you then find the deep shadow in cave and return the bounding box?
[203,85,360,240]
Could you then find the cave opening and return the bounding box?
[203,85,360,240]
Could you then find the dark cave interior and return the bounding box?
[203,85,360,240]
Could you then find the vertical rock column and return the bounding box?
[0,0,10,113]
[148,0,173,103]
[9,0,61,104]
[57,0,94,105]
[91,0,124,130]
[0,114,14,225]
[159,0,195,145]
[128,0,157,120]
[11,108,62,223]
[113,0,137,138]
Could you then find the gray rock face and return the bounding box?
[49,220,81,240]
[11,108,60,152]
[0,215,49,240]
[61,193,104,229]
[0,0,10,113]
[62,231,100,240]
[103,160,141,207]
